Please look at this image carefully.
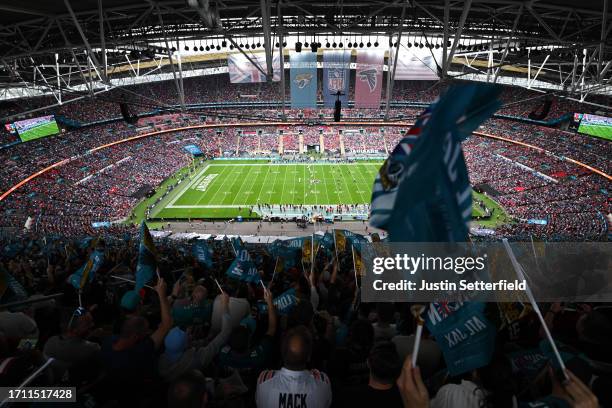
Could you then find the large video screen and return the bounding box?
[14,115,60,142]
[577,113,612,141]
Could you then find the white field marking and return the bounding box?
[279,162,290,204]
[253,164,272,204]
[166,204,370,208]
[194,174,219,192]
[338,165,357,204]
[207,163,243,205]
[167,164,211,207]
[320,165,333,204]
[233,164,259,206]
[227,165,252,206]
[165,162,379,209]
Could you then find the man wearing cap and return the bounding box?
[159,293,232,382]
[100,278,173,400]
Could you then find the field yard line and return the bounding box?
[302,165,307,205]
[222,165,249,206]
[268,162,281,203]
[254,164,271,205]
[231,165,257,206]
[291,164,297,204]
[193,164,232,206]
[246,165,265,205]
[279,162,290,204]
[338,165,358,204]
[352,164,372,203]
[320,165,332,204]
[167,164,210,207]
[166,204,353,208]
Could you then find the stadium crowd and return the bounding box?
[0,115,609,240]
[0,229,609,407]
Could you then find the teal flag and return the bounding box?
[370,84,501,242]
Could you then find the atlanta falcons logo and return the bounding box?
[358,68,378,92]
[293,73,313,89]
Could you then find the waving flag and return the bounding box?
[227,52,280,83]
[257,288,298,316]
[354,50,384,109]
[226,258,260,283]
[0,265,28,302]
[370,84,502,242]
[290,52,318,108]
[268,240,299,269]
[192,240,213,268]
[136,222,157,290]
[333,229,347,254]
[319,232,335,255]
[231,237,252,262]
[323,51,350,108]
[69,249,104,290]
[425,302,496,376]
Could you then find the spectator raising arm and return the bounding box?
[264,287,277,337]
[151,278,173,350]
[397,355,429,408]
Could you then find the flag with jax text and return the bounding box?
[425,302,496,376]
[228,52,280,83]
[290,52,318,109]
[369,84,502,242]
[268,240,299,269]
[354,50,384,109]
[323,51,351,108]
[192,240,213,268]
[136,222,157,290]
[257,288,298,316]
[226,238,260,282]
[69,249,104,290]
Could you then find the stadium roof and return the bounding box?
[0,0,610,111]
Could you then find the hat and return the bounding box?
[120,290,141,312]
[164,327,188,364]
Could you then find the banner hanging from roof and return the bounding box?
[391,48,441,80]
[354,50,384,109]
[322,51,351,108]
[227,52,280,83]
[290,52,318,109]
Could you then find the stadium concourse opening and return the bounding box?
[0,0,611,407]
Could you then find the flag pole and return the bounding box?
[110,275,155,290]
[410,305,425,366]
[333,229,338,260]
[270,257,279,289]
[351,245,359,288]
[502,239,569,380]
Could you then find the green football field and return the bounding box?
[152,162,381,219]
[147,160,509,222]
[578,123,612,141]
[19,120,60,142]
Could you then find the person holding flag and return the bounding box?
[135,221,157,291]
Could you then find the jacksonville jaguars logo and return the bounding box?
[293,73,313,89]
[378,158,404,192]
[358,68,378,92]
